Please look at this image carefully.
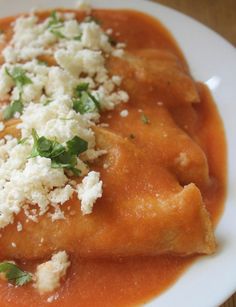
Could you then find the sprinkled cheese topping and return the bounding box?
[0,9,129,229]
[77,171,103,215]
[34,251,70,294]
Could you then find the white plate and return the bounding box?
[0,0,235,306]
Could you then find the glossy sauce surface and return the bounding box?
[0,9,226,307]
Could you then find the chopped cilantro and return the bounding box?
[73,83,100,114]
[47,11,65,38]
[0,262,32,286]
[5,67,32,90]
[30,129,88,176]
[43,99,53,106]
[74,34,82,41]
[17,137,28,145]
[3,99,23,120]
[3,67,32,120]
[47,11,63,28]
[75,83,89,96]
[30,129,65,159]
[67,136,88,155]
[141,113,150,125]
[50,28,66,39]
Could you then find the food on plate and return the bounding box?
[0,1,226,306]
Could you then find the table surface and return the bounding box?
[151,0,236,306]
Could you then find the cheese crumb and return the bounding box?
[77,171,102,215]
[47,293,59,303]
[175,152,189,167]
[17,222,23,232]
[120,109,129,118]
[34,251,70,294]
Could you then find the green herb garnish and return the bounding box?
[47,11,65,38]
[0,262,32,286]
[47,11,63,28]
[73,83,100,114]
[67,136,88,155]
[141,113,150,125]
[5,67,32,90]
[30,129,65,159]
[3,99,23,120]
[74,34,82,41]
[75,83,89,95]
[17,137,28,145]
[30,129,88,176]
[43,98,53,106]
[3,67,32,120]
[50,28,66,39]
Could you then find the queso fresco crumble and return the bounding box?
[0,6,128,229]
[0,1,128,293]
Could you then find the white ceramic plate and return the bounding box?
[0,0,235,306]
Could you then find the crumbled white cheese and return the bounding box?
[48,185,73,204]
[175,152,189,167]
[77,171,102,215]
[34,251,70,294]
[0,7,129,229]
[0,64,14,97]
[120,109,129,118]
[47,293,59,303]
[17,222,23,232]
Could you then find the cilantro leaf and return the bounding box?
[3,67,31,120]
[43,99,53,106]
[30,130,87,176]
[75,83,89,97]
[73,84,100,114]
[3,99,23,120]
[5,67,32,90]
[30,129,65,159]
[18,137,28,145]
[74,34,82,41]
[50,28,66,39]
[67,136,88,155]
[0,262,32,286]
[141,113,150,125]
[73,92,96,114]
[47,11,63,28]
